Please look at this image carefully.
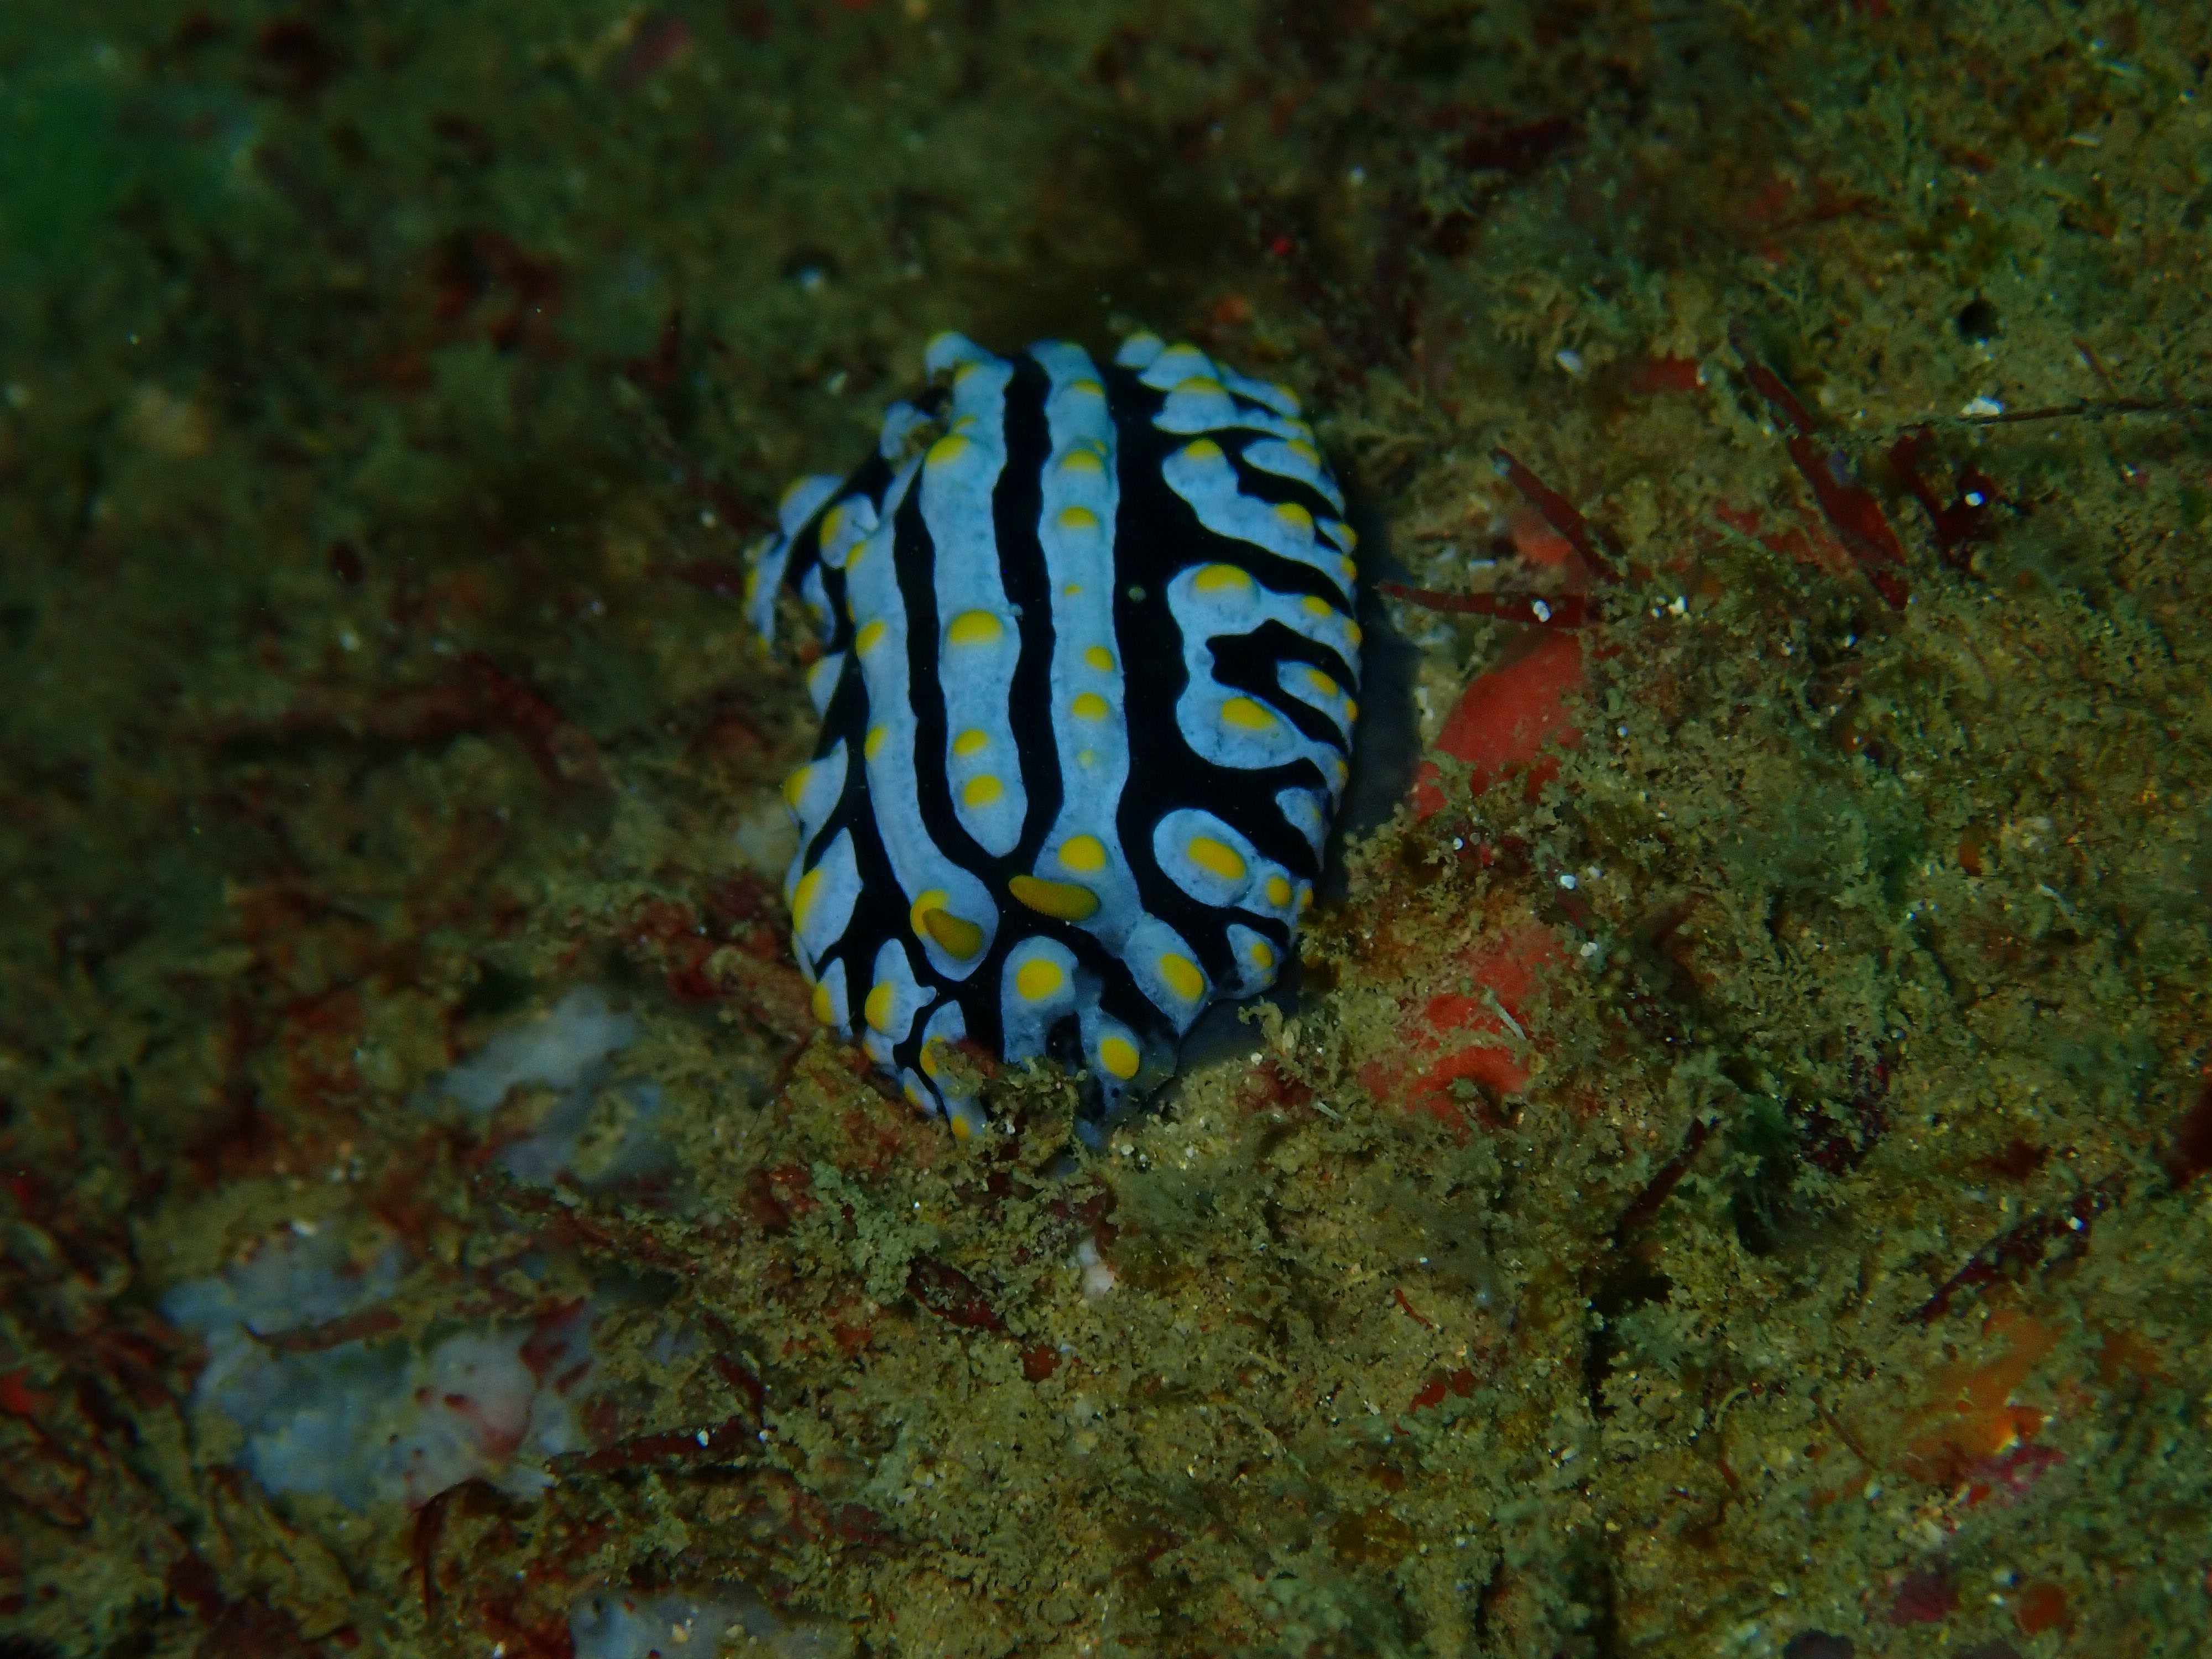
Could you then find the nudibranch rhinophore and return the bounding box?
[748,331,1361,1135]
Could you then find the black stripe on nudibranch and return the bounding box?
[748,330,1361,1136]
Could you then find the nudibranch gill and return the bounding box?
[747,330,1361,1135]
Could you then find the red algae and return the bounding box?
[1886,1567,1959,1626]
[1897,1311,2058,1488]
[1359,920,1567,1123]
[2013,1579,2072,1636]
[2164,1079,2212,1188]
[1412,632,1585,816]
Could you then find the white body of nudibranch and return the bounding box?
[748,331,1360,1134]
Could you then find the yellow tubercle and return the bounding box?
[924,908,985,959]
[864,980,895,1034]
[962,775,1003,808]
[908,888,949,938]
[947,609,1003,648]
[1159,953,1205,1001]
[1187,836,1246,881]
[792,865,823,931]
[1009,875,1099,921]
[1222,696,1276,732]
[1015,957,1066,1001]
[1057,834,1108,873]
[1071,692,1109,721]
[1098,1035,1140,1081]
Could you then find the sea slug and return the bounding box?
[748,331,1360,1133]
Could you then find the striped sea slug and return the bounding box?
[747,330,1361,1135]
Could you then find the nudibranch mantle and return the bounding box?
[748,330,1361,1134]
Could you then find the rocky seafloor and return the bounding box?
[2,1,2209,1656]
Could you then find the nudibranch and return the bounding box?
[747,331,1361,1135]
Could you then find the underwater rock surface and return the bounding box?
[3,2,2210,1656]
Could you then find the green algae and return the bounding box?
[2,1,2211,1656]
